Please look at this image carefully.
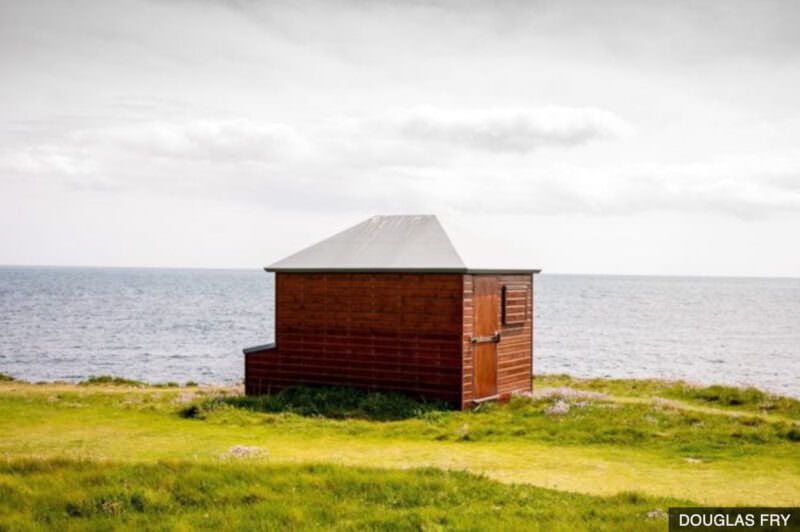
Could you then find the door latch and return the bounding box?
[470,331,501,344]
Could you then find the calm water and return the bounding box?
[1,267,798,397]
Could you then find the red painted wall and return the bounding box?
[245,273,464,405]
[245,272,534,409]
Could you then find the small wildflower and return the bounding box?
[545,399,570,416]
[225,445,266,459]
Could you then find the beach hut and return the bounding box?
[243,215,540,409]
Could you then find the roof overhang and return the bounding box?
[265,267,542,274]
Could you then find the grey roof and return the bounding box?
[266,215,540,273]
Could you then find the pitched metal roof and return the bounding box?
[266,215,540,273]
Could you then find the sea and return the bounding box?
[1,266,798,398]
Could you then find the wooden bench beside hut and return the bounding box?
[243,215,540,409]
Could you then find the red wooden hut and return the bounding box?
[243,215,540,409]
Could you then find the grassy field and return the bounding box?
[0,374,798,530]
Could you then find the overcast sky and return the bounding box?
[2,0,799,276]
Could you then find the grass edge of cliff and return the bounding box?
[0,373,798,530]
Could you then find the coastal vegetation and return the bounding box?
[0,375,798,530]
[78,375,147,387]
[0,460,681,531]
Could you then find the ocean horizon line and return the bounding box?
[1,263,798,281]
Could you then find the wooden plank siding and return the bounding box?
[245,272,465,405]
[461,274,475,407]
[461,274,533,408]
[246,272,533,410]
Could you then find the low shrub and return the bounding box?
[178,405,203,419]
[190,386,448,421]
[78,375,145,387]
[681,385,766,407]
[152,382,180,388]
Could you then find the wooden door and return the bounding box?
[472,276,499,398]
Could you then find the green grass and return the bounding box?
[0,459,683,531]
[181,384,800,461]
[0,375,798,529]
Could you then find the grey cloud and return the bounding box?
[4,111,799,221]
[1,118,304,180]
[3,106,624,188]
[74,120,306,163]
[0,121,303,197]
[232,156,800,220]
[367,107,632,153]
[3,146,94,181]
[492,159,800,219]
[617,160,800,219]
